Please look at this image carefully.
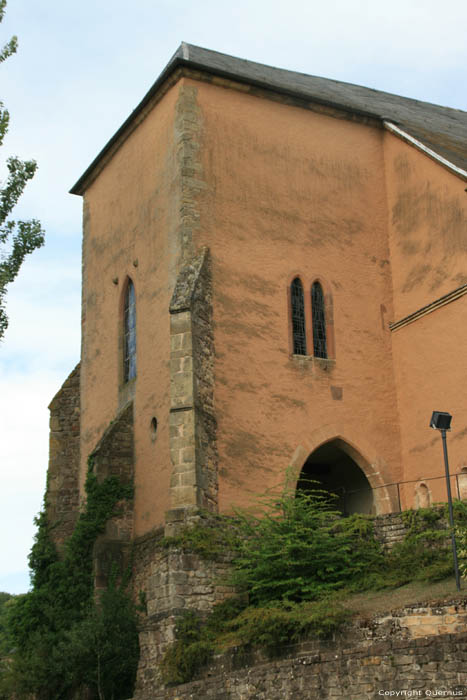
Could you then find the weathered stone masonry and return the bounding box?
[131,531,234,697]
[47,363,81,547]
[90,401,135,589]
[167,246,218,526]
[132,598,467,699]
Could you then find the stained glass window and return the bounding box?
[124,279,136,382]
[312,281,327,359]
[291,278,307,355]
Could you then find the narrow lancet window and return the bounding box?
[124,279,137,381]
[312,281,327,358]
[291,278,307,355]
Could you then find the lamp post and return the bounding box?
[429,411,461,591]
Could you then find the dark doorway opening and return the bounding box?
[297,440,374,515]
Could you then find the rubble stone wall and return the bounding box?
[47,363,81,546]
[131,529,234,697]
[133,598,467,699]
[373,512,407,547]
[90,401,135,588]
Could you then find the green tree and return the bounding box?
[0,0,44,340]
[6,467,138,699]
[0,592,17,657]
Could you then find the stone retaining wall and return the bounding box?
[129,509,467,698]
[132,599,467,699]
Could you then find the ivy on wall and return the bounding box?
[1,461,139,700]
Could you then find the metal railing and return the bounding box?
[326,471,467,514]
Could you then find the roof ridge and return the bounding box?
[70,43,467,195]
[179,43,467,116]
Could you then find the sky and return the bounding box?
[1,0,467,594]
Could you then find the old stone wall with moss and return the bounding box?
[90,401,135,589]
[47,363,81,547]
[131,598,467,699]
[131,528,234,696]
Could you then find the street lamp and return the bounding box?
[429,411,461,591]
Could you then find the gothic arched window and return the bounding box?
[291,277,307,355]
[311,281,327,359]
[123,279,137,382]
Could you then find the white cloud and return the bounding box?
[0,251,80,591]
[0,368,63,583]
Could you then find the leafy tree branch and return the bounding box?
[0,0,44,340]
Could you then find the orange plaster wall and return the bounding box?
[190,81,403,513]
[384,132,467,506]
[391,297,467,509]
[80,83,180,535]
[384,132,467,321]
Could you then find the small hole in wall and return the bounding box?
[150,417,158,439]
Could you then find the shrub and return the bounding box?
[221,598,349,654]
[160,611,214,685]
[229,487,386,604]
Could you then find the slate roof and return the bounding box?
[71,44,467,194]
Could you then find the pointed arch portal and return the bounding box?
[297,439,374,515]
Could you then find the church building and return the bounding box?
[48,43,467,549]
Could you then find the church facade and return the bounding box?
[48,44,467,547]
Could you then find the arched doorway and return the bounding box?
[297,439,374,515]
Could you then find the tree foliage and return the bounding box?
[0,592,20,658]
[3,465,139,699]
[0,0,44,340]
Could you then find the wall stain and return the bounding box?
[452,426,467,441]
[224,430,264,459]
[214,265,278,296]
[409,435,438,454]
[271,393,306,409]
[304,216,364,249]
[219,318,279,339]
[307,156,367,185]
[453,272,467,286]
[216,289,279,317]
[393,181,467,292]
[394,154,412,183]
[401,264,432,293]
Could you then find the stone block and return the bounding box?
[170,333,183,352]
[181,446,196,463]
[170,311,192,334]
[180,471,197,487]
[170,485,198,507]
[170,409,192,426]
[170,357,184,374]
[171,372,194,401]
[392,654,415,665]
[361,656,381,666]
